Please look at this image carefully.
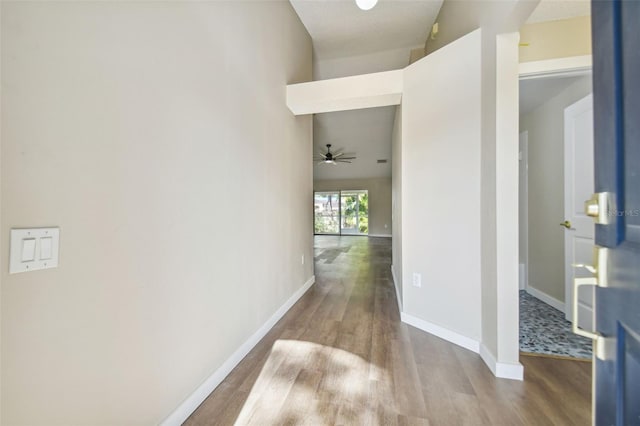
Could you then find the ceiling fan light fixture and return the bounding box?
[355,0,378,11]
[315,143,356,165]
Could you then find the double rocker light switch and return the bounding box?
[10,228,60,274]
[21,238,37,262]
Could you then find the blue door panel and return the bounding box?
[621,0,640,245]
[592,0,623,248]
[617,322,640,424]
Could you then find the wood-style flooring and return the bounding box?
[185,236,591,425]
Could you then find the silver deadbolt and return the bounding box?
[585,194,600,218]
[584,192,613,225]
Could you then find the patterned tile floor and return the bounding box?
[520,290,592,359]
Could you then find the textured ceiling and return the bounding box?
[290,0,443,60]
[290,0,442,180]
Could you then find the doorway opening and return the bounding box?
[314,190,369,236]
[518,68,594,360]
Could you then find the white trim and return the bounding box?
[518,55,592,80]
[519,263,526,290]
[286,69,403,115]
[160,275,316,426]
[400,312,480,353]
[480,344,524,381]
[526,286,565,312]
[369,234,392,238]
[496,32,522,373]
[399,314,525,381]
[390,264,402,313]
[519,131,529,293]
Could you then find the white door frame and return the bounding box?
[517,55,592,306]
[518,130,529,291]
[519,55,591,80]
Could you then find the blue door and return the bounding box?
[591,0,640,424]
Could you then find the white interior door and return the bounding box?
[563,93,594,329]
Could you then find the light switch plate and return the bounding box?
[10,228,60,274]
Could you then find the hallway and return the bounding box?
[186,236,591,425]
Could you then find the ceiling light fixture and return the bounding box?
[314,144,357,165]
[355,0,378,11]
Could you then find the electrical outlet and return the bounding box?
[412,272,422,288]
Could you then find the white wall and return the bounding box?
[424,0,534,378]
[519,16,591,63]
[391,105,403,305]
[520,75,592,302]
[314,178,392,236]
[401,30,482,343]
[0,2,313,424]
[314,46,418,80]
[424,0,538,56]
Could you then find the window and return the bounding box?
[314,190,368,235]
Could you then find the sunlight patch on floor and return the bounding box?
[234,339,388,425]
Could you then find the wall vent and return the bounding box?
[377,159,388,164]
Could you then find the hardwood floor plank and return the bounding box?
[184,236,591,426]
[275,369,323,425]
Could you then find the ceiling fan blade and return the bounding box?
[333,152,344,158]
[335,160,352,163]
[318,152,327,159]
[337,156,356,160]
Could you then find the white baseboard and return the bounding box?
[526,286,564,312]
[390,264,402,313]
[160,275,316,426]
[369,234,392,238]
[480,344,524,381]
[400,313,523,381]
[400,312,480,354]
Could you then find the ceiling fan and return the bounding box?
[315,144,356,165]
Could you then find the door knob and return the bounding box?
[573,277,600,340]
[560,220,572,229]
[572,246,609,285]
[571,247,610,354]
